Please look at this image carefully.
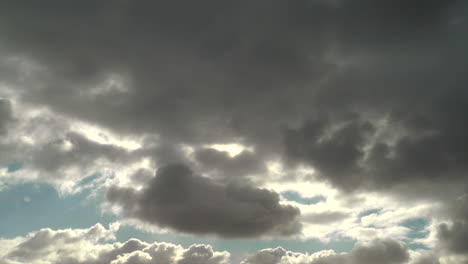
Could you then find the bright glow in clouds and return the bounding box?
[86,73,130,96]
[1,1,467,263]
[71,122,142,151]
[207,144,253,157]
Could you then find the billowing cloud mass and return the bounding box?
[0,1,467,187]
[241,239,410,264]
[0,225,230,264]
[0,225,438,264]
[433,198,468,263]
[0,0,467,263]
[0,0,466,195]
[107,164,301,238]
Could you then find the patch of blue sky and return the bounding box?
[6,162,23,173]
[76,173,101,187]
[400,218,430,250]
[358,208,382,218]
[281,191,326,205]
[0,183,117,238]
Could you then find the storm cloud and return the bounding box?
[0,0,466,195]
[107,164,302,238]
[0,1,467,262]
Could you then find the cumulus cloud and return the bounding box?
[107,164,302,238]
[2,223,118,263]
[0,224,230,264]
[241,238,410,264]
[0,224,421,264]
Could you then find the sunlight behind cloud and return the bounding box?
[207,143,253,157]
[71,122,142,151]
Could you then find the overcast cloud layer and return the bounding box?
[1,0,468,263]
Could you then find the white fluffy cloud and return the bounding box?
[0,224,447,264]
[242,238,467,264]
[0,224,230,264]
[241,239,410,264]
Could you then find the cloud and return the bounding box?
[0,224,230,264]
[28,132,136,179]
[178,244,231,264]
[0,224,430,264]
[241,238,410,264]
[0,0,466,196]
[107,164,302,238]
[193,148,265,181]
[0,1,467,261]
[437,221,468,255]
[3,223,118,263]
[283,118,374,189]
[409,252,440,264]
[433,198,468,261]
[303,211,349,225]
[0,101,144,192]
[0,99,12,135]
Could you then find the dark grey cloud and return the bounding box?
[437,221,468,255]
[0,0,466,196]
[284,92,468,195]
[0,99,12,135]
[0,0,334,144]
[334,0,461,53]
[107,164,302,238]
[241,238,409,264]
[284,117,375,189]
[434,198,468,261]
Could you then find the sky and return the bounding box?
[0,1,467,263]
